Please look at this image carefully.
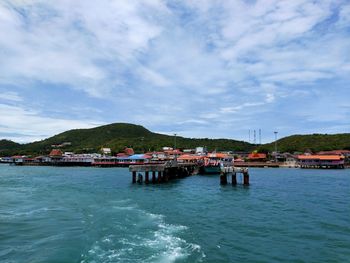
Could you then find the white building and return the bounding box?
[195,147,207,154]
[101,148,112,155]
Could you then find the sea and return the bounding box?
[0,164,349,263]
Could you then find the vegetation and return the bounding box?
[0,123,253,156]
[0,139,21,156]
[1,124,349,156]
[258,133,350,153]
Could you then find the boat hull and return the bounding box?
[200,165,221,174]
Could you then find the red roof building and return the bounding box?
[247,152,267,161]
[124,148,134,156]
[116,153,128,157]
[49,149,63,157]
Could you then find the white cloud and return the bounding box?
[0,0,166,97]
[337,4,350,28]
[1,91,22,102]
[263,71,333,83]
[0,103,102,142]
[0,0,349,142]
[220,102,265,114]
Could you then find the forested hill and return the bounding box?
[259,133,350,153]
[1,124,349,156]
[0,123,253,155]
[0,139,21,154]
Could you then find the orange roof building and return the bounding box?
[207,153,229,159]
[297,155,344,161]
[248,152,267,161]
[297,155,345,168]
[317,150,350,156]
[49,149,63,157]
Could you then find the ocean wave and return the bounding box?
[80,203,204,263]
[0,207,50,219]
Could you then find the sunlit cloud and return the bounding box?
[0,0,349,143]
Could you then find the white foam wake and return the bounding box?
[80,199,205,263]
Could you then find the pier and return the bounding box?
[129,161,197,184]
[234,161,280,168]
[220,167,250,186]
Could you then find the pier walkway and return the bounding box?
[220,167,250,186]
[129,161,197,184]
[130,161,251,186]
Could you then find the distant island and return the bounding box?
[0,123,350,156]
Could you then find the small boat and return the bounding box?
[200,153,234,174]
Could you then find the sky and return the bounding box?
[0,0,349,143]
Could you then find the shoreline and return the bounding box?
[1,162,348,169]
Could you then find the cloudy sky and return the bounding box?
[0,0,349,143]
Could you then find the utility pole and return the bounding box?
[259,129,261,145]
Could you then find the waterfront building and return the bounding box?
[49,149,63,163]
[146,152,167,161]
[34,156,52,163]
[317,150,350,164]
[162,147,173,151]
[297,155,345,169]
[92,156,118,167]
[284,157,298,168]
[0,157,13,163]
[163,149,183,160]
[195,147,207,154]
[247,152,267,162]
[124,147,134,156]
[116,154,153,166]
[183,149,195,154]
[61,154,96,165]
[177,154,205,163]
[11,155,24,164]
[101,148,111,155]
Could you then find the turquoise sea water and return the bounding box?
[0,165,349,263]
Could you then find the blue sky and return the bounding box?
[0,0,349,143]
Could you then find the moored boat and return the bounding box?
[200,153,234,174]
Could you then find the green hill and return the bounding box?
[2,123,253,155]
[258,133,350,153]
[1,124,349,156]
[0,139,22,156]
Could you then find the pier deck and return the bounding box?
[220,167,250,186]
[129,161,197,184]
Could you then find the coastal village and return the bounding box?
[1,145,349,170]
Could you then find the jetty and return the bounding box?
[234,161,280,168]
[220,167,250,186]
[129,160,197,184]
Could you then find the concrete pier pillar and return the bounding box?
[220,172,228,185]
[145,171,149,184]
[164,172,169,182]
[232,172,237,186]
[243,172,249,186]
[152,171,156,184]
[184,168,189,177]
[137,173,143,184]
[132,171,136,183]
[157,171,163,183]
